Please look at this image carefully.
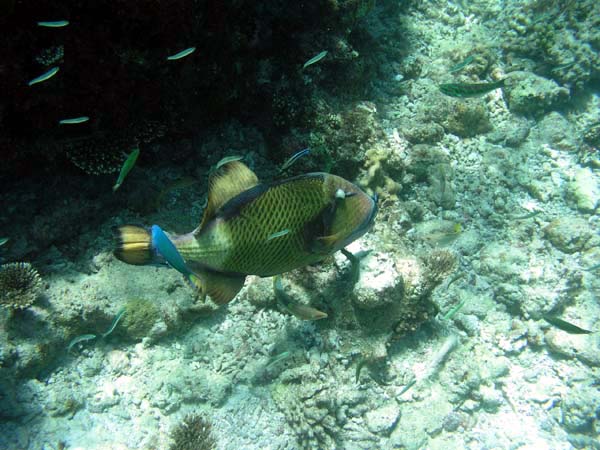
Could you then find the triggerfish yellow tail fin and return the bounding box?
[114,225,153,265]
[114,224,246,304]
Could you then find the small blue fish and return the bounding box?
[151,225,199,287]
[112,148,139,191]
[266,229,290,241]
[37,20,69,27]
[303,51,328,69]
[59,116,89,125]
[167,47,196,61]
[28,66,59,86]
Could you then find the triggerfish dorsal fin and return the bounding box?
[196,161,259,233]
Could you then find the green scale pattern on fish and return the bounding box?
[197,177,329,276]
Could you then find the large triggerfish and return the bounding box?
[114,161,377,304]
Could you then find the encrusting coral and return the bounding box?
[0,262,43,310]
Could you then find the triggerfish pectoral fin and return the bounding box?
[315,232,345,252]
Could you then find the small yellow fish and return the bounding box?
[115,161,377,304]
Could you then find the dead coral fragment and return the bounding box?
[169,413,216,450]
[0,262,43,310]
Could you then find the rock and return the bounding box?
[504,72,569,116]
[443,100,492,138]
[545,329,600,367]
[479,385,504,412]
[561,385,600,432]
[353,252,402,310]
[543,216,597,254]
[567,167,599,212]
[365,403,400,435]
[486,118,531,147]
[534,112,578,152]
[404,122,445,144]
[479,241,528,280]
[405,145,449,182]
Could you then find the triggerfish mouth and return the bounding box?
[114,161,377,304]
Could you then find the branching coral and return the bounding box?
[0,262,43,310]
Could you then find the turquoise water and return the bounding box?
[0,1,599,449]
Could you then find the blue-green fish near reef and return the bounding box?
[28,66,59,86]
[167,47,196,61]
[114,161,377,304]
[37,20,69,27]
[439,79,505,98]
[113,148,140,192]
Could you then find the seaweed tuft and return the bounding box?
[169,413,217,450]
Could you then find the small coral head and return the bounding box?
[0,262,43,310]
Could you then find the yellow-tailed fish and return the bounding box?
[114,161,377,304]
[112,148,140,192]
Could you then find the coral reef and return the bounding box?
[502,0,600,92]
[503,71,570,117]
[0,262,43,310]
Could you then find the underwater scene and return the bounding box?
[1,0,599,449]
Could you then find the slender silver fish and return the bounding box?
[266,229,290,241]
[281,148,310,171]
[303,51,328,69]
[59,116,89,125]
[216,155,244,169]
[167,47,196,61]
[28,66,59,86]
[37,20,69,27]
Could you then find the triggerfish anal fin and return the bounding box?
[196,161,260,232]
[198,270,246,304]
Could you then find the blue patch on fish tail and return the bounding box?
[150,225,190,275]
